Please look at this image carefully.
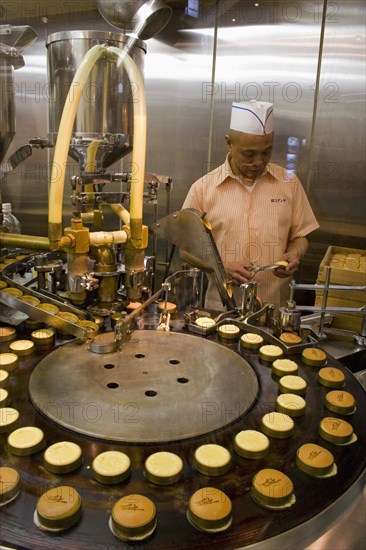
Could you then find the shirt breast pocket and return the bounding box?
[266,199,293,243]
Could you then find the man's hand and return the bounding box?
[273,237,308,278]
[225,261,254,285]
[272,253,300,279]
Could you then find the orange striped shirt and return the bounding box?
[182,155,319,308]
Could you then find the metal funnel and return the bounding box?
[46,30,146,172]
[0,25,37,165]
[96,0,172,40]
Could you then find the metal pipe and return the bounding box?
[305,0,328,194]
[0,233,50,250]
[291,283,366,292]
[319,266,331,338]
[207,3,219,169]
[0,233,74,250]
[295,305,365,314]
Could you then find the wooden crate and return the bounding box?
[314,295,364,332]
[315,246,366,332]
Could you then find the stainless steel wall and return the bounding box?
[1,1,365,286]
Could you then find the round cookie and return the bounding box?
[44,441,83,474]
[296,443,335,476]
[0,407,20,433]
[218,324,240,340]
[57,311,79,323]
[0,466,20,505]
[8,426,46,456]
[31,328,55,349]
[126,301,142,312]
[262,412,295,439]
[92,451,131,484]
[279,375,307,396]
[57,312,79,334]
[157,301,177,313]
[259,345,283,362]
[0,388,9,406]
[319,416,354,444]
[318,367,345,389]
[302,347,327,367]
[272,358,298,377]
[234,430,270,459]
[8,339,34,357]
[20,295,41,307]
[195,317,216,329]
[36,486,82,531]
[37,303,60,315]
[252,468,294,508]
[276,393,306,417]
[0,326,16,343]
[261,411,295,439]
[144,451,183,485]
[193,444,231,476]
[0,369,10,388]
[240,333,264,350]
[1,287,23,298]
[78,320,99,337]
[279,332,302,345]
[110,494,157,541]
[325,390,356,415]
[275,260,289,268]
[187,487,232,532]
[0,353,19,372]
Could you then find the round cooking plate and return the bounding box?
[29,331,259,442]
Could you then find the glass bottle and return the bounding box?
[1,203,21,234]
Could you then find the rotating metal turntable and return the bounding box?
[1,321,366,550]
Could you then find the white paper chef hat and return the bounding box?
[230,100,274,135]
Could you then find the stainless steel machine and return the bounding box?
[0,24,37,182]
[0,2,365,549]
[1,27,169,314]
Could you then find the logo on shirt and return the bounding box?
[271,198,286,203]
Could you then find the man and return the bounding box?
[182,100,319,310]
